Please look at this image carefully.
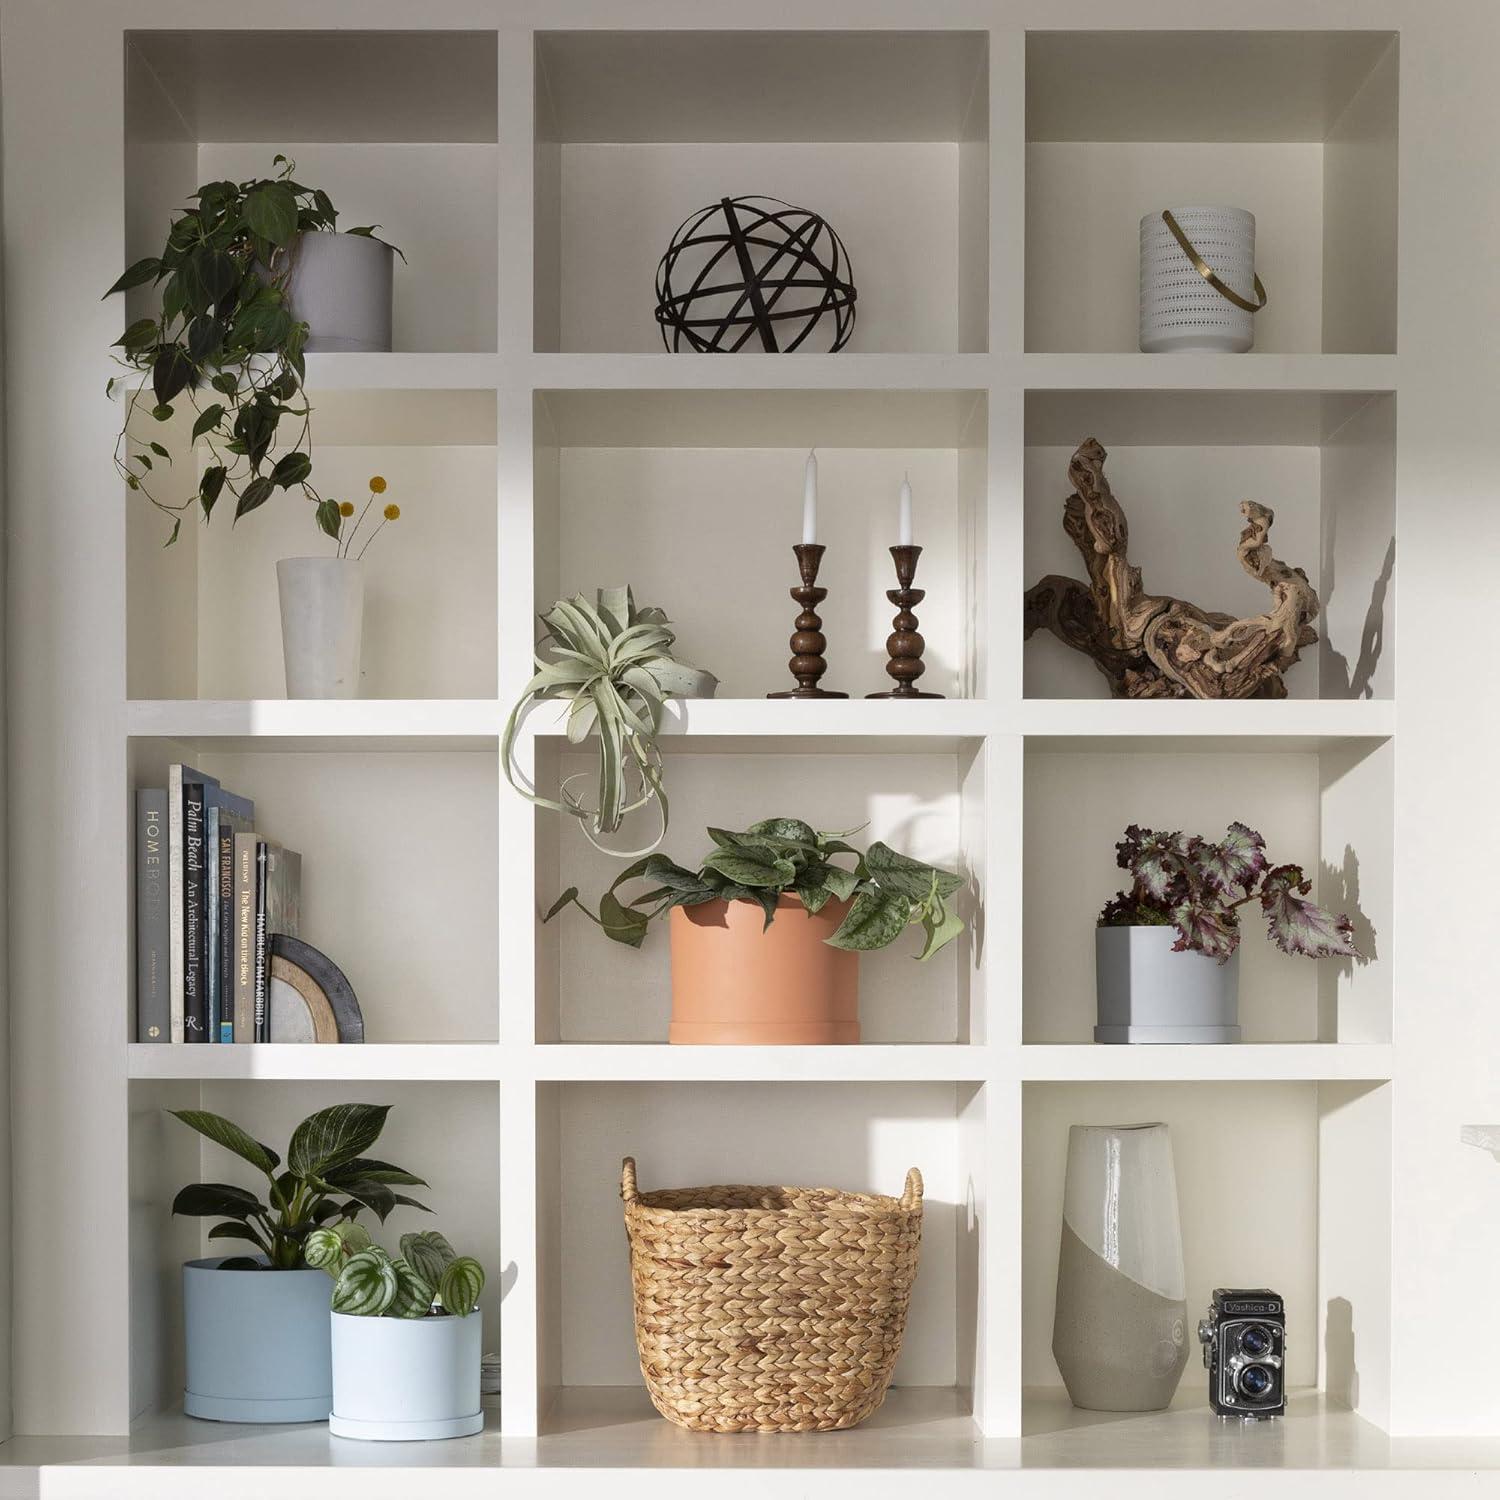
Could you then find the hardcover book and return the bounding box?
[135,789,168,1043]
[206,788,254,1043]
[183,783,207,1042]
[167,763,218,1045]
[253,841,302,1043]
[233,832,259,1044]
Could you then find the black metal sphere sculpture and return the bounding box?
[654,196,857,353]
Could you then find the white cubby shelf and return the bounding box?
[13,0,1500,1494]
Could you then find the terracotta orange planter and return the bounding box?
[668,894,859,1044]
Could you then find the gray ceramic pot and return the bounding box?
[284,231,394,353]
[182,1257,332,1422]
[1095,924,1240,1044]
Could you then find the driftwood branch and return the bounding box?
[1024,439,1319,700]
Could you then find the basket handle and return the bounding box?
[900,1168,923,1211]
[621,1156,640,1204]
[1161,210,1268,314]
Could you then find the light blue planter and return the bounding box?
[182,1258,332,1422]
[329,1310,483,1441]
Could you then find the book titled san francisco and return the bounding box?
[252,840,301,1043]
[135,789,168,1042]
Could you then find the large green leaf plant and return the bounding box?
[503,587,717,856]
[548,816,967,959]
[169,1102,429,1270]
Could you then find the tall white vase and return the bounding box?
[1052,1122,1190,1411]
[277,557,364,699]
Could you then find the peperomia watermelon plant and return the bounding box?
[307,1225,485,1319]
[169,1103,429,1270]
[547,817,966,959]
[1099,822,1359,964]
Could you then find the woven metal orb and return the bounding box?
[654,195,857,353]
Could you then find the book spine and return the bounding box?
[183,784,206,1042]
[233,834,257,1043]
[218,825,236,1042]
[253,841,270,1043]
[167,769,185,1043]
[135,790,168,1043]
[205,803,221,1043]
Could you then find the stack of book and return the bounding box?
[135,764,302,1043]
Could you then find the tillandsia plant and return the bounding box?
[169,1103,429,1270]
[307,1225,485,1320]
[1099,822,1360,964]
[547,816,966,959]
[104,155,403,546]
[503,587,718,856]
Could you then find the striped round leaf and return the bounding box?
[333,1221,372,1254]
[437,1256,485,1317]
[387,1257,436,1319]
[331,1247,398,1317]
[399,1229,455,1287]
[302,1227,346,1274]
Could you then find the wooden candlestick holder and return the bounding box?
[868,544,944,699]
[767,543,848,699]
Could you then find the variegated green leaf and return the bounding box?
[387,1257,436,1318]
[437,1256,485,1317]
[331,1247,398,1317]
[827,888,911,952]
[303,1227,347,1274]
[287,1103,391,1179]
[169,1110,280,1175]
[400,1229,456,1287]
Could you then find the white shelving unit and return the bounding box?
[5,0,1500,1494]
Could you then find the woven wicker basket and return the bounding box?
[620,1156,923,1433]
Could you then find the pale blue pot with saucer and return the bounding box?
[182,1257,332,1422]
[329,1309,483,1441]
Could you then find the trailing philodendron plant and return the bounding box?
[503,587,718,856]
[308,1225,485,1319]
[548,816,966,959]
[105,155,402,546]
[170,1103,429,1270]
[1099,822,1360,964]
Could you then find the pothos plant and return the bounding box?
[307,1224,485,1320]
[169,1103,429,1270]
[548,816,967,959]
[503,587,717,856]
[1099,822,1359,964]
[104,155,402,547]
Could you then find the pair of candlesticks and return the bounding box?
[767,542,944,701]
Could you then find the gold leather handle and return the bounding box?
[1161,210,1268,314]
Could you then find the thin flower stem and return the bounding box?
[342,490,377,559]
[355,517,387,561]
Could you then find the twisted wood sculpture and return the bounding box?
[1024,439,1320,699]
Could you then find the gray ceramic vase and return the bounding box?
[1095,924,1241,1044]
[182,1258,333,1422]
[1052,1123,1190,1411]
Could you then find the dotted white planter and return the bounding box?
[329,1310,484,1442]
[1139,206,1260,353]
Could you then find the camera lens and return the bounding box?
[1236,1364,1276,1401]
[1238,1324,1273,1357]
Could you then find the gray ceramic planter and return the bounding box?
[284,231,394,353]
[1095,924,1241,1043]
[182,1258,332,1422]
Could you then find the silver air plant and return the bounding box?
[503,587,717,856]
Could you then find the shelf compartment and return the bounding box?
[129,739,499,1045]
[535,387,988,702]
[535,740,988,1045]
[1025,31,1398,355]
[125,392,497,703]
[1023,1080,1391,1429]
[534,31,988,353]
[1023,736,1391,1046]
[127,1079,500,1430]
[537,1081,987,1425]
[125,32,499,354]
[1024,389,1395,703]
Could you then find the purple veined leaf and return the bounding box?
[1130,829,1189,902]
[1170,900,1241,963]
[1200,821,1267,894]
[1259,868,1359,959]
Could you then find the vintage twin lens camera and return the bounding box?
[1197,1289,1285,1419]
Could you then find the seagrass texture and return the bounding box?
[620,1156,923,1433]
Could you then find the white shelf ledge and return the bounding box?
[126,699,500,752]
[532,1044,989,1082]
[9,1390,1498,1498]
[1019,1043,1394,1083]
[127,1043,503,1082]
[1021,353,1398,393]
[1023,698,1394,751]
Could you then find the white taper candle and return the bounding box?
[898,473,913,546]
[802,450,818,545]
